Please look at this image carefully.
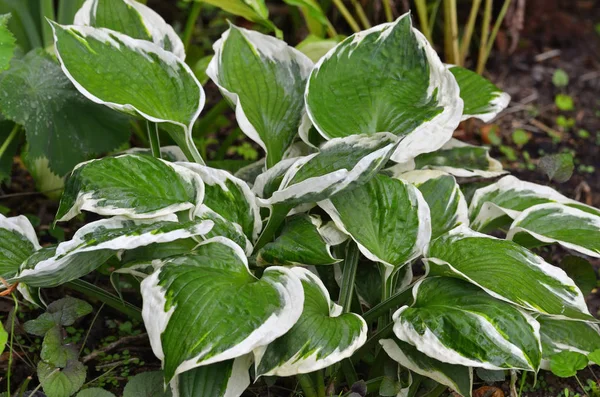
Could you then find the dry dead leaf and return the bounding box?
[473,386,505,397]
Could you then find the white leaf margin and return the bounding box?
[0,214,41,251]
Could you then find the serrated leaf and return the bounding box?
[0,14,15,71]
[77,388,116,397]
[0,49,131,176]
[538,153,574,183]
[123,371,172,397]
[74,0,185,59]
[254,267,367,376]
[0,214,40,279]
[140,238,304,382]
[538,316,600,367]
[392,277,541,371]
[207,25,313,167]
[38,359,86,397]
[550,351,587,378]
[55,154,204,222]
[426,225,593,321]
[305,14,463,163]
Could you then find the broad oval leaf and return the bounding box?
[320,173,431,270]
[123,371,172,397]
[425,225,593,321]
[254,267,367,376]
[507,203,600,258]
[380,338,473,397]
[305,13,463,163]
[538,316,600,368]
[38,360,86,397]
[51,22,205,162]
[448,65,510,122]
[74,0,185,59]
[207,25,313,167]
[56,154,204,222]
[141,238,304,381]
[469,175,600,232]
[193,205,253,256]
[392,277,542,371]
[0,14,16,71]
[0,214,40,279]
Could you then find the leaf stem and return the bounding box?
[475,0,492,74]
[483,0,512,65]
[146,121,161,158]
[0,124,20,161]
[382,0,394,22]
[183,1,202,50]
[297,373,319,397]
[66,279,142,322]
[40,0,56,48]
[252,204,291,254]
[350,0,371,29]
[459,0,482,65]
[338,241,360,312]
[331,0,361,33]
[443,0,460,64]
[363,284,413,324]
[414,0,432,43]
[7,293,18,394]
[316,369,326,397]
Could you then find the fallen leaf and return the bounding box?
[473,386,505,397]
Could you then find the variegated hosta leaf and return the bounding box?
[400,170,469,239]
[425,225,593,321]
[141,238,304,382]
[193,205,253,256]
[16,216,214,288]
[51,23,205,163]
[389,139,505,178]
[320,173,431,270]
[74,0,185,60]
[393,277,542,371]
[207,25,313,167]
[448,65,510,122]
[507,203,600,258]
[253,267,367,376]
[305,13,463,163]
[55,155,204,222]
[177,163,261,242]
[0,215,41,279]
[170,356,251,397]
[257,215,340,266]
[258,133,397,207]
[380,338,473,397]
[469,175,600,232]
[538,316,600,368]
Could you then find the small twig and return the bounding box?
[82,333,148,363]
[0,278,18,297]
[530,119,562,140]
[534,49,561,62]
[0,188,62,200]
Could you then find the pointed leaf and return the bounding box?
[55,154,204,222]
[171,356,251,397]
[0,214,40,279]
[392,277,542,371]
[425,225,593,321]
[140,238,304,381]
[0,14,16,71]
[254,267,367,376]
[207,25,313,167]
[305,14,463,163]
[74,0,185,59]
[538,316,600,368]
[507,203,600,258]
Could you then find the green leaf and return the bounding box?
[380,338,473,397]
[0,49,131,176]
[140,238,304,382]
[305,15,463,163]
[559,256,596,297]
[320,173,430,270]
[555,94,574,111]
[0,214,40,279]
[171,356,251,397]
[199,0,280,36]
[41,325,78,368]
[22,155,65,200]
[0,322,7,356]
[193,205,253,256]
[0,14,15,71]
[588,349,600,365]
[207,25,313,167]
[254,267,367,376]
[507,203,600,258]
[258,215,340,266]
[426,225,594,321]
[400,170,469,239]
[124,146,187,162]
[38,359,86,397]
[283,0,329,37]
[469,175,599,232]
[512,129,530,147]
[74,0,185,59]
[77,388,116,397]
[0,121,19,184]
[538,316,600,365]
[448,65,510,122]
[51,22,204,163]
[550,351,587,378]
[552,69,569,88]
[538,153,574,183]
[475,368,505,383]
[296,35,340,62]
[123,371,172,397]
[393,277,542,371]
[55,155,204,222]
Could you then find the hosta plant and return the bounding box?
[1,1,600,396]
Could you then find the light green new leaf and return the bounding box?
[538,316,600,368]
[305,14,463,163]
[0,14,15,71]
[124,371,172,397]
[170,356,251,397]
[320,174,430,271]
[17,216,214,287]
[55,154,204,222]
[426,225,593,321]
[296,35,340,62]
[283,0,329,37]
[0,49,131,176]
[448,65,510,122]
[507,203,600,258]
[199,0,280,36]
[469,175,600,232]
[0,214,40,279]
[74,0,185,59]
[207,25,313,167]
[141,238,304,382]
[380,338,473,397]
[550,351,588,378]
[38,360,86,397]
[400,170,469,239]
[0,322,7,356]
[254,267,367,376]
[258,215,340,266]
[393,277,542,371]
[51,23,205,163]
